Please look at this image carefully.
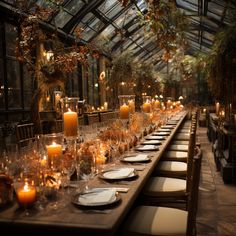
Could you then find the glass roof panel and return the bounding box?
[136,0,148,13]
[98,0,118,13]
[98,1,123,19]
[126,42,139,51]
[75,12,105,42]
[36,0,57,8]
[64,0,85,15]
[78,26,96,42]
[53,0,85,28]
[99,24,116,40]
[54,10,73,28]
[176,0,198,12]
[114,8,137,28]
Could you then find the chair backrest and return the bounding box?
[78,115,85,126]
[16,123,35,148]
[54,119,63,133]
[186,132,196,192]
[187,147,202,235]
[86,113,100,125]
[99,112,117,123]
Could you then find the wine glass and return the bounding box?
[61,140,77,191]
[77,142,96,192]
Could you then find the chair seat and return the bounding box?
[143,177,186,197]
[177,129,190,133]
[162,151,188,161]
[156,161,187,175]
[174,133,190,141]
[167,144,189,152]
[124,205,187,236]
[172,140,189,145]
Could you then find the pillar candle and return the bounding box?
[154,100,160,109]
[16,183,36,208]
[215,102,220,116]
[234,114,236,122]
[120,103,130,119]
[46,142,62,159]
[63,109,78,137]
[143,102,151,113]
[167,100,172,109]
[104,102,108,110]
[46,142,62,168]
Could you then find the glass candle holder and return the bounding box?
[16,181,37,213]
[142,95,152,113]
[166,99,173,110]
[128,95,135,114]
[43,133,63,171]
[118,95,132,120]
[60,97,79,138]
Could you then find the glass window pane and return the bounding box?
[100,24,116,39]
[79,26,96,42]
[0,23,3,58]
[54,10,73,28]
[114,9,136,28]
[98,0,117,13]
[65,0,85,15]
[0,59,5,109]
[98,1,123,19]
[36,0,55,8]
[23,65,32,108]
[5,23,18,56]
[7,60,21,109]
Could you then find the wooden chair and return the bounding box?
[155,131,196,179]
[86,113,100,125]
[122,147,202,236]
[15,123,35,149]
[54,119,63,133]
[142,133,197,209]
[78,115,85,126]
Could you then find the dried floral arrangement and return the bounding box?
[13,0,98,132]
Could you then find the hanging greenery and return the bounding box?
[196,13,236,103]
[141,0,189,62]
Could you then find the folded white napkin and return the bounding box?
[103,168,134,179]
[153,131,170,136]
[138,145,156,150]
[124,154,149,162]
[78,189,116,205]
[146,135,165,140]
[158,128,171,132]
[161,125,174,129]
[142,140,160,145]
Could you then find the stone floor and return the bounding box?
[196,127,236,235]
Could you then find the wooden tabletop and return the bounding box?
[0,111,187,236]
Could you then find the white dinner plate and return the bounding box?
[99,168,137,180]
[145,135,166,140]
[121,154,151,163]
[72,188,121,207]
[135,145,159,151]
[141,140,162,145]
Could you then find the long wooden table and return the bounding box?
[0,111,187,236]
